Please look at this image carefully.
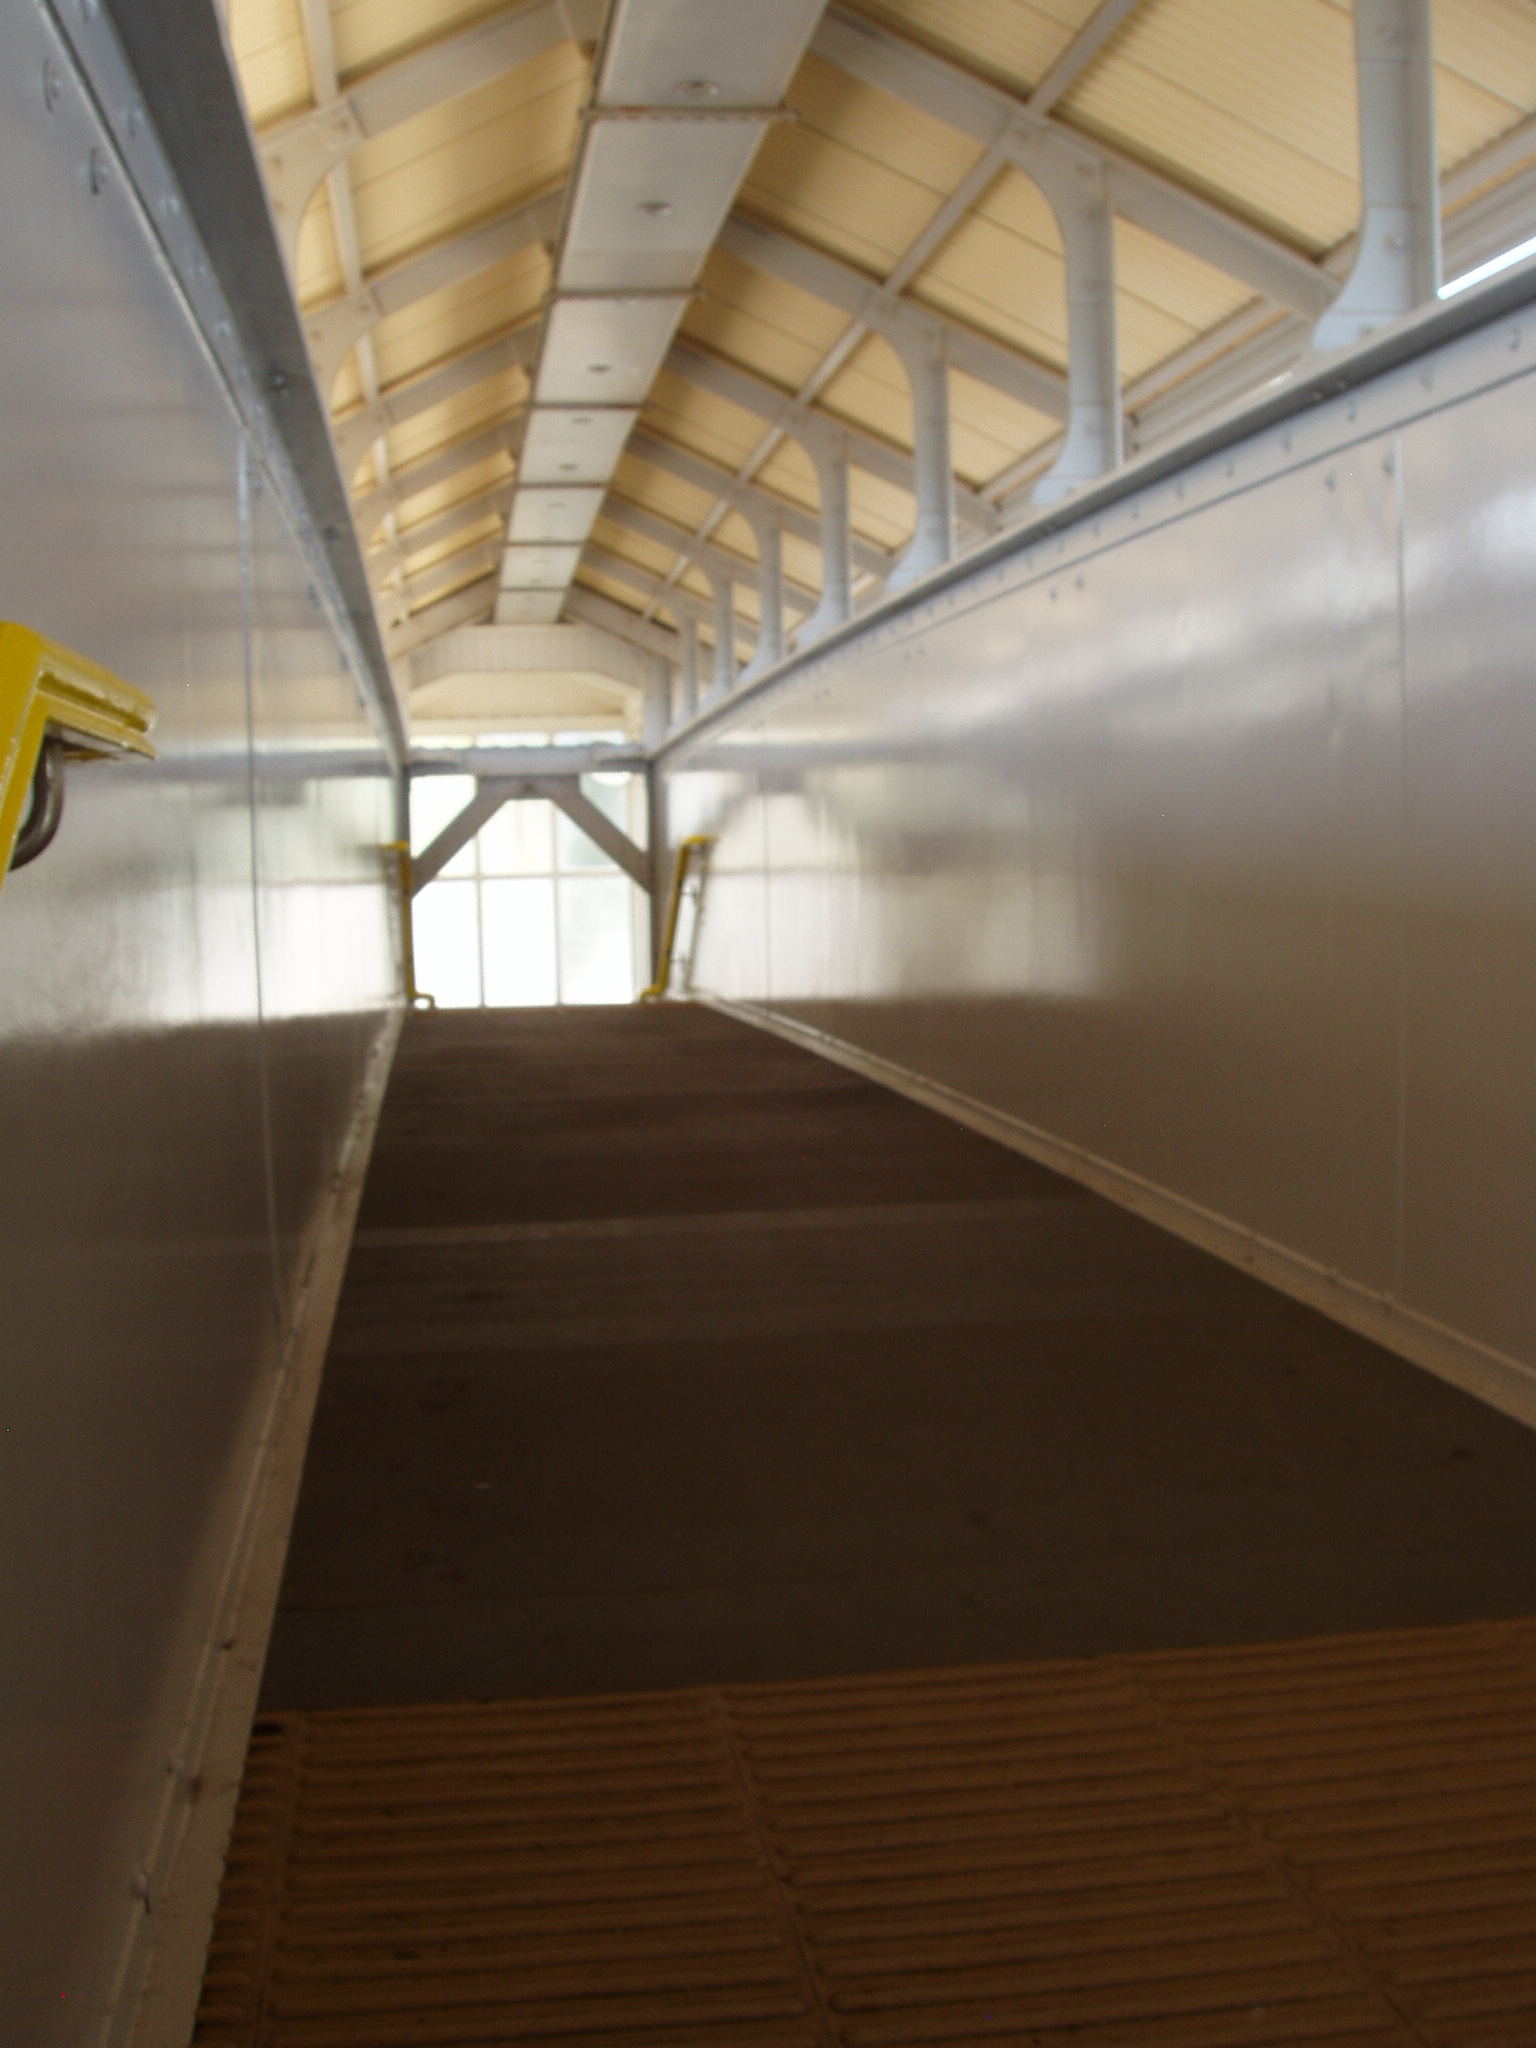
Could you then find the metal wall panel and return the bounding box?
[666,301,1536,1414]
[0,5,397,2041]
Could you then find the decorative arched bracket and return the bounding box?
[0,624,156,890]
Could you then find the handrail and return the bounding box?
[639,835,713,1002]
[383,840,436,1009]
[0,623,156,889]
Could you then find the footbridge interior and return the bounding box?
[3,1,1536,2043]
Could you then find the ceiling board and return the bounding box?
[366,242,551,388]
[347,45,587,272]
[229,0,313,126]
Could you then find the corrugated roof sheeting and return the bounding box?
[226,0,1536,681]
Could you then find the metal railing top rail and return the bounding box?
[652,247,1536,763]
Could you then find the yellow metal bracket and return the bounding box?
[639,834,714,1002]
[0,622,156,890]
[383,841,436,1009]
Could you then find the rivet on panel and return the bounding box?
[1324,471,1337,491]
[42,59,60,110]
[88,147,107,194]
[1511,327,1522,351]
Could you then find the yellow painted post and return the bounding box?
[383,840,436,1009]
[638,835,713,1002]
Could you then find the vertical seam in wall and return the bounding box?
[1391,427,1410,1303]
[239,438,287,1355]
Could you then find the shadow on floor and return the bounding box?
[260,1004,1536,1709]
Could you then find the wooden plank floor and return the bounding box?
[198,1619,1536,2046]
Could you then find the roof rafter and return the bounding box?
[334,323,539,479]
[303,185,562,397]
[811,5,1337,320]
[371,484,517,584]
[626,427,893,578]
[600,497,818,615]
[581,544,726,633]
[564,587,686,666]
[386,576,498,659]
[258,0,603,274]
[719,214,1068,422]
[666,339,999,533]
[353,419,520,540]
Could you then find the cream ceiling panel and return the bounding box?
[347,46,587,271]
[1434,70,1536,175]
[947,369,1056,481]
[394,448,513,526]
[331,0,518,81]
[1060,0,1358,251]
[404,557,493,616]
[820,332,915,451]
[780,529,825,598]
[1109,217,1256,341]
[781,49,979,200]
[1436,0,1536,116]
[401,511,505,578]
[643,369,770,476]
[612,455,716,534]
[385,364,527,472]
[689,252,846,397]
[755,440,912,553]
[591,518,679,585]
[367,244,551,388]
[910,210,1068,367]
[229,0,313,126]
[838,0,1102,101]
[711,510,759,564]
[395,475,506,546]
[744,56,978,277]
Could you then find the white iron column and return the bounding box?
[741,504,785,681]
[711,575,736,696]
[677,617,699,722]
[1313,0,1439,351]
[1027,139,1122,505]
[802,430,852,641]
[642,658,670,750]
[888,322,954,589]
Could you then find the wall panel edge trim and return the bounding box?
[103,1006,403,2048]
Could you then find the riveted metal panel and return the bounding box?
[0,3,396,2040]
[666,291,1536,1416]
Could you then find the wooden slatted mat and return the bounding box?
[196,1618,1536,2047]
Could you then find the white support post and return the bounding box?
[641,658,670,751]
[888,322,954,589]
[1025,139,1123,505]
[801,430,852,642]
[740,505,785,681]
[677,617,699,722]
[1313,0,1439,352]
[711,574,736,696]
